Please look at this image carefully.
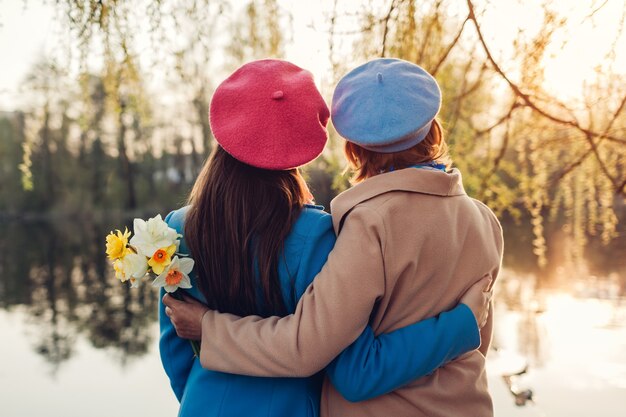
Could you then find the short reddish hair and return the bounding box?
[344,119,452,183]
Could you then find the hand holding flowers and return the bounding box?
[162,292,208,341]
[105,214,200,355]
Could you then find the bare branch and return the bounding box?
[586,0,609,21]
[450,59,487,101]
[466,0,626,146]
[417,0,443,63]
[617,177,626,195]
[550,150,589,184]
[431,14,470,76]
[585,132,618,187]
[328,0,339,76]
[466,0,626,195]
[446,55,475,137]
[474,102,519,136]
[381,0,398,57]
[551,93,626,185]
[479,115,511,198]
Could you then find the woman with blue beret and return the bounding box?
[162,59,494,417]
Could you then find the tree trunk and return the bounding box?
[40,105,55,208]
[193,87,212,157]
[117,99,137,210]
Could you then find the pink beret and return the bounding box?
[209,59,330,170]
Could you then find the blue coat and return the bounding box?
[159,205,479,417]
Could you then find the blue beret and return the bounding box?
[331,58,441,153]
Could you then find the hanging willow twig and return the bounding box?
[431,14,470,76]
[466,0,626,144]
[466,0,626,196]
[478,113,512,200]
[381,0,399,57]
[551,93,626,186]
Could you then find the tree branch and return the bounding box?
[418,0,443,63]
[381,0,398,57]
[617,177,626,195]
[586,0,610,21]
[551,93,626,185]
[585,132,618,187]
[466,0,626,145]
[479,114,511,198]
[431,14,469,76]
[474,101,519,136]
[450,59,487,101]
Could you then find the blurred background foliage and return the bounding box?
[1,7,625,412]
[1,0,625,288]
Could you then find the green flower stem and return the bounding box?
[171,290,201,357]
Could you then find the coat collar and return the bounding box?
[330,168,466,233]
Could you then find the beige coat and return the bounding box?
[200,167,504,417]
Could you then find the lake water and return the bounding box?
[1,219,625,417]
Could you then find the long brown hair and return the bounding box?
[185,146,310,317]
[344,119,451,183]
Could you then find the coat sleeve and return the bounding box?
[477,201,504,357]
[291,210,481,400]
[158,210,195,401]
[199,206,386,377]
[326,303,480,402]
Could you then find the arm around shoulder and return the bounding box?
[199,206,387,377]
[327,303,481,402]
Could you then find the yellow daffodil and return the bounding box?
[152,256,194,293]
[148,244,177,275]
[106,228,131,260]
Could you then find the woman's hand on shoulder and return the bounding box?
[460,275,493,328]
[162,293,209,340]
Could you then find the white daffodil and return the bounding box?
[129,214,180,258]
[152,256,194,293]
[113,253,149,283]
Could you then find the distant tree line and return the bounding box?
[2,0,625,275]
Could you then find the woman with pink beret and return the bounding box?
[161,59,495,417]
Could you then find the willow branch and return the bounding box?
[328,0,339,77]
[550,150,588,184]
[418,0,443,63]
[587,0,610,20]
[479,116,511,199]
[329,14,389,35]
[450,59,487,101]
[586,132,618,186]
[474,102,519,136]
[618,177,626,194]
[551,93,626,185]
[381,0,398,57]
[466,0,626,145]
[446,55,475,137]
[431,14,470,76]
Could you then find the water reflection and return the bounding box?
[496,273,549,368]
[491,270,626,415]
[0,218,158,371]
[1,218,625,416]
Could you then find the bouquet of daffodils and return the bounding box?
[105,214,199,355]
